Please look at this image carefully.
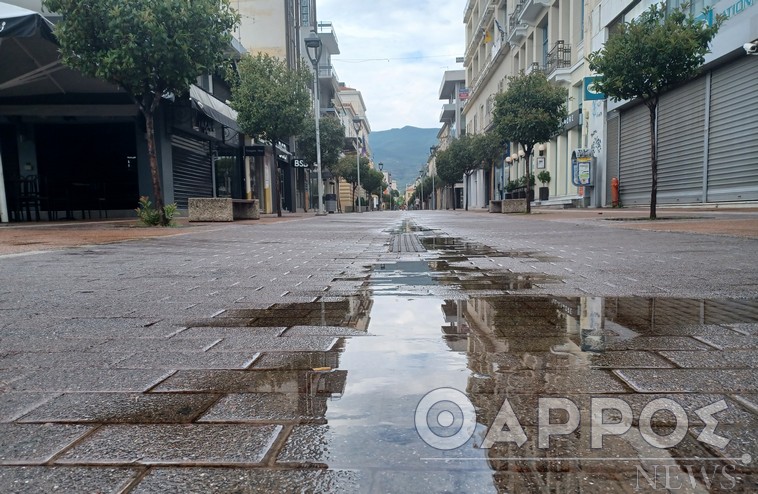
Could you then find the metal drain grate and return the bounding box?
[390,233,427,252]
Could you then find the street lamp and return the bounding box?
[352,116,362,213]
[305,31,325,215]
[378,162,384,211]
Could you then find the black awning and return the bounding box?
[0,3,55,42]
[189,84,241,133]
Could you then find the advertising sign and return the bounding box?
[571,148,593,186]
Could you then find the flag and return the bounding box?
[494,19,505,36]
[482,28,492,44]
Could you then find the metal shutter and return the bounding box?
[618,103,650,206]
[657,77,706,204]
[171,134,212,209]
[707,57,758,202]
[605,113,619,206]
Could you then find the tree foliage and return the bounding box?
[297,115,345,171]
[230,53,312,145]
[333,154,370,210]
[44,0,239,225]
[587,4,722,218]
[493,71,567,213]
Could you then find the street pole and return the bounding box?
[353,116,362,213]
[305,32,326,216]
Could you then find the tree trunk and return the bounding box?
[524,147,533,214]
[648,101,658,220]
[276,166,282,217]
[143,109,166,225]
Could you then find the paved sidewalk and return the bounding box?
[1,209,757,492]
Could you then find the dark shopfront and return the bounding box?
[1,121,140,221]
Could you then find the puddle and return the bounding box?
[182,221,758,490]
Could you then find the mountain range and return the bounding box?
[369,126,439,191]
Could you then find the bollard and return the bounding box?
[611,177,619,207]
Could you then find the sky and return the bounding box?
[317,0,466,132]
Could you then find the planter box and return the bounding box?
[188,198,260,222]
[539,187,549,201]
[502,199,527,213]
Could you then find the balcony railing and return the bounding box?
[318,65,339,82]
[545,41,572,75]
[508,2,524,32]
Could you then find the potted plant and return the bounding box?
[505,180,517,199]
[537,170,551,201]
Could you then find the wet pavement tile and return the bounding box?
[0,352,129,369]
[56,424,281,466]
[9,369,173,393]
[373,469,497,493]
[99,337,222,353]
[492,471,633,493]
[112,351,259,370]
[0,337,110,353]
[614,369,758,393]
[603,336,714,351]
[150,369,347,395]
[587,351,676,369]
[498,369,630,394]
[282,325,370,337]
[0,424,93,464]
[209,335,338,352]
[249,351,342,370]
[693,334,758,350]
[17,393,219,424]
[660,350,758,369]
[0,393,57,423]
[130,467,369,494]
[197,393,328,423]
[0,466,140,494]
[176,326,285,338]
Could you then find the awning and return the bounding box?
[0,2,55,41]
[189,84,241,133]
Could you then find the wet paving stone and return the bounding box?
[249,351,342,370]
[492,471,632,493]
[17,393,219,424]
[0,466,140,494]
[0,393,57,423]
[614,369,758,393]
[660,350,758,369]
[694,334,758,350]
[112,351,259,370]
[100,337,222,353]
[56,424,281,466]
[0,424,93,464]
[209,335,339,352]
[197,393,328,423]
[587,351,676,369]
[151,369,347,395]
[130,467,369,494]
[373,469,498,493]
[0,352,129,369]
[603,336,715,351]
[176,326,286,338]
[9,369,173,393]
[499,369,630,394]
[282,325,370,337]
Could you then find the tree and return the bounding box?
[467,132,505,210]
[230,53,312,216]
[333,154,370,211]
[493,71,567,213]
[587,4,722,219]
[436,142,466,210]
[297,115,345,171]
[361,168,385,210]
[44,0,239,225]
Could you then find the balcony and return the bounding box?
[518,0,551,25]
[317,22,340,56]
[525,62,544,75]
[440,103,457,123]
[545,41,572,77]
[318,64,339,81]
[508,4,529,46]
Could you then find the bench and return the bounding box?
[489,200,503,213]
[188,198,260,222]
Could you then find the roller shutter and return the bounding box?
[707,57,758,202]
[172,133,212,209]
[618,103,650,206]
[657,77,706,204]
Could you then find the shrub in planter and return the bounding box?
[537,170,551,201]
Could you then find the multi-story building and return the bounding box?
[438,70,468,209]
[590,0,758,207]
[462,0,588,208]
[335,84,372,212]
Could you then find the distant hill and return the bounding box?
[369,126,439,191]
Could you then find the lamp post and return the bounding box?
[305,32,325,215]
[419,170,425,210]
[378,162,384,211]
[352,116,362,213]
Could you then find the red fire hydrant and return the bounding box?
[611,177,620,207]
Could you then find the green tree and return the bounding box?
[493,71,567,213]
[361,168,385,210]
[44,0,239,225]
[587,4,722,219]
[436,141,467,210]
[297,115,345,171]
[333,154,370,211]
[230,53,312,216]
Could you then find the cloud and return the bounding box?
[318,0,466,131]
